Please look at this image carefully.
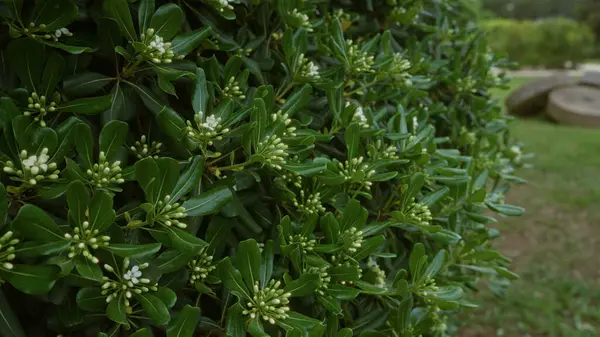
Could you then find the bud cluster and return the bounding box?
[221,76,246,100]
[406,201,432,226]
[337,156,376,190]
[346,40,374,74]
[21,23,72,42]
[290,8,313,32]
[186,111,230,146]
[130,135,162,159]
[86,152,124,188]
[330,253,362,285]
[0,232,19,270]
[340,227,363,253]
[278,171,302,189]
[305,266,330,296]
[256,135,289,170]
[288,234,316,254]
[456,77,477,94]
[188,251,216,285]
[367,258,387,287]
[292,190,326,215]
[25,92,56,126]
[369,140,399,160]
[3,148,59,186]
[155,195,188,229]
[390,53,412,85]
[242,280,292,324]
[271,111,297,137]
[102,259,158,308]
[415,277,440,297]
[140,28,180,64]
[347,102,370,129]
[64,220,110,264]
[212,0,235,13]
[294,53,320,82]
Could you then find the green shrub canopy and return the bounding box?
[482,17,595,69]
[0,0,524,336]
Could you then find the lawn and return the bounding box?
[460,77,600,337]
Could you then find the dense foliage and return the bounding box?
[483,17,595,69]
[481,0,574,20]
[0,0,525,336]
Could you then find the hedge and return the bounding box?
[483,17,595,68]
[0,0,523,336]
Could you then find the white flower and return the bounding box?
[204,115,220,131]
[54,27,71,38]
[352,105,369,128]
[307,62,319,77]
[22,149,50,172]
[123,265,142,284]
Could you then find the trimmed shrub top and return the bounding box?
[0,0,524,336]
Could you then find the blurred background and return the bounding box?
[457,1,600,337]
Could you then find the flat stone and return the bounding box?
[504,74,577,116]
[546,85,600,127]
[579,71,600,88]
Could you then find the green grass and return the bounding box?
[460,78,600,337]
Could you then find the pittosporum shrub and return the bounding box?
[0,0,525,336]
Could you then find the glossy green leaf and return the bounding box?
[106,294,128,324]
[137,293,171,325]
[67,180,89,226]
[0,184,8,227]
[58,95,114,115]
[63,72,114,97]
[12,204,64,242]
[40,51,66,97]
[172,27,212,55]
[167,305,201,337]
[34,0,78,30]
[234,239,261,289]
[218,257,252,300]
[75,122,94,168]
[76,287,106,312]
[154,249,195,274]
[6,38,45,91]
[182,185,232,217]
[165,226,208,254]
[104,0,137,41]
[281,84,312,117]
[75,258,103,281]
[1,264,59,295]
[149,3,184,40]
[0,290,25,337]
[155,287,177,309]
[89,190,116,231]
[105,243,161,258]
[171,156,204,202]
[99,120,128,161]
[283,273,320,297]
[192,68,209,114]
[130,329,153,337]
[138,0,155,32]
[248,318,269,337]
[486,203,526,216]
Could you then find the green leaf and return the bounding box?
[75,122,94,168]
[281,84,312,117]
[89,190,116,232]
[0,184,8,227]
[34,0,78,30]
[279,312,324,335]
[40,51,66,97]
[234,239,261,289]
[284,273,320,297]
[6,38,45,90]
[130,329,153,337]
[218,257,252,300]
[106,294,128,324]
[486,203,525,216]
[138,0,155,32]
[167,305,201,337]
[328,266,360,283]
[330,19,348,65]
[105,243,161,259]
[155,287,177,309]
[1,264,59,295]
[12,204,64,242]
[192,68,209,114]
[76,287,106,312]
[99,120,128,161]
[63,72,114,97]
[104,0,137,41]
[154,157,180,202]
[0,290,25,337]
[50,116,82,163]
[67,180,90,227]
[149,3,184,40]
[135,157,160,203]
[136,293,170,326]
[75,258,103,281]
[260,240,274,286]
[153,249,194,274]
[353,235,385,261]
[43,41,94,54]
[171,156,204,202]
[335,328,353,337]
[165,226,208,254]
[157,107,187,139]
[326,284,360,300]
[317,295,342,315]
[103,84,135,122]
[424,250,446,279]
[409,243,425,279]
[225,304,246,337]
[248,319,269,337]
[171,27,212,55]
[58,95,114,115]
[182,185,233,217]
